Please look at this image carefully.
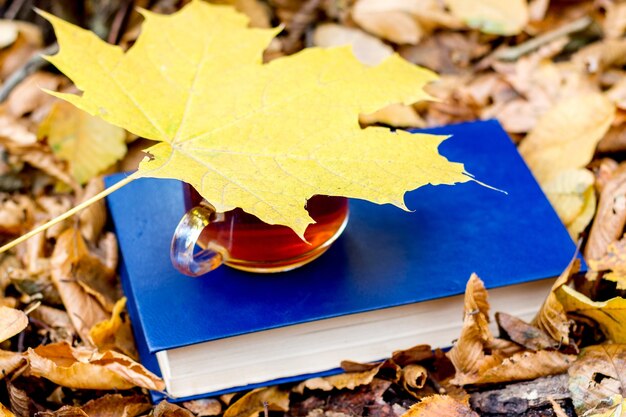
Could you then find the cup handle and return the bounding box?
[170,204,225,277]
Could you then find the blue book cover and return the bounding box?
[105,120,577,402]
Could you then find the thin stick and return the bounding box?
[0,173,138,253]
[494,16,592,61]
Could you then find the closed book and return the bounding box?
[105,120,576,402]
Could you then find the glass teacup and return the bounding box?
[170,185,349,276]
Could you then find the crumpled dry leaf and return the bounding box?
[51,228,116,344]
[557,285,626,343]
[589,234,626,290]
[568,344,625,416]
[89,297,138,359]
[154,401,194,417]
[543,168,597,239]
[26,341,164,391]
[44,1,472,239]
[81,394,152,417]
[532,258,579,345]
[0,305,28,343]
[224,386,289,417]
[519,92,615,185]
[38,100,127,185]
[496,312,558,351]
[586,167,626,260]
[401,395,478,417]
[449,274,575,386]
[352,0,423,45]
[573,39,626,74]
[313,23,392,66]
[29,305,75,343]
[182,399,222,417]
[443,0,528,35]
[400,364,428,397]
[293,364,382,394]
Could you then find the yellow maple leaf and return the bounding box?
[40,1,470,238]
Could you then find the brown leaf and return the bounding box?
[25,341,164,391]
[518,92,615,185]
[37,406,88,417]
[5,72,62,119]
[496,312,558,351]
[90,297,138,359]
[586,168,626,260]
[401,364,428,397]
[532,257,579,346]
[77,177,107,242]
[0,193,34,235]
[81,394,151,417]
[573,39,626,74]
[466,350,576,385]
[0,350,25,380]
[352,1,422,45]
[0,306,27,343]
[391,344,434,367]
[154,401,194,417]
[312,23,392,66]
[29,305,75,344]
[589,234,626,290]
[50,228,113,344]
[224,387,289,417]
[182,399,222,417]
[401,395,478,417]
[568,344,625,416]
[293,364,382,394]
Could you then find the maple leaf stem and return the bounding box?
[0,173,139,254]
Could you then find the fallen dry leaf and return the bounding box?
[89,297,138,359]
[402,395,478,417]
[0,350,25,380]
[400,364,428,397]
[604,2,626,39]
[50,228,112,343]
[77,177,107,242]
[38,100,127,185]
[182,399,222,417]
[313,23,392,66]
[293,364,382,394]
[0,193,34,235]
[154,401,194,417]
[443,0,528,35]
[5,71,63,119]
[557,285,626,343]
[0,305,28,343]
[568,344,625,416]
[26,341,164,391]
[351,0,422,45]
[586,167,626,260]
[543,168,597,239]
[29,305,75,344]
[573,39,626,74]
[42,394,151,417]
[44,1,471,239]
[532,258,579,345]
[589,234,626,290]
[223,386,289,417]
[496,312,558,351]
[519,92,615,185]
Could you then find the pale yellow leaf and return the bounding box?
[313,23,393,66]
[360,103,425,128]
[542,169,596,239]
[42,1,471,238]
[443,0,529,35]
[519,93,615,185]
[557,285,626,343]
[0,306,27,343]
[38,100,127,184]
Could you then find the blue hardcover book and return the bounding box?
[105,120,577,402]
